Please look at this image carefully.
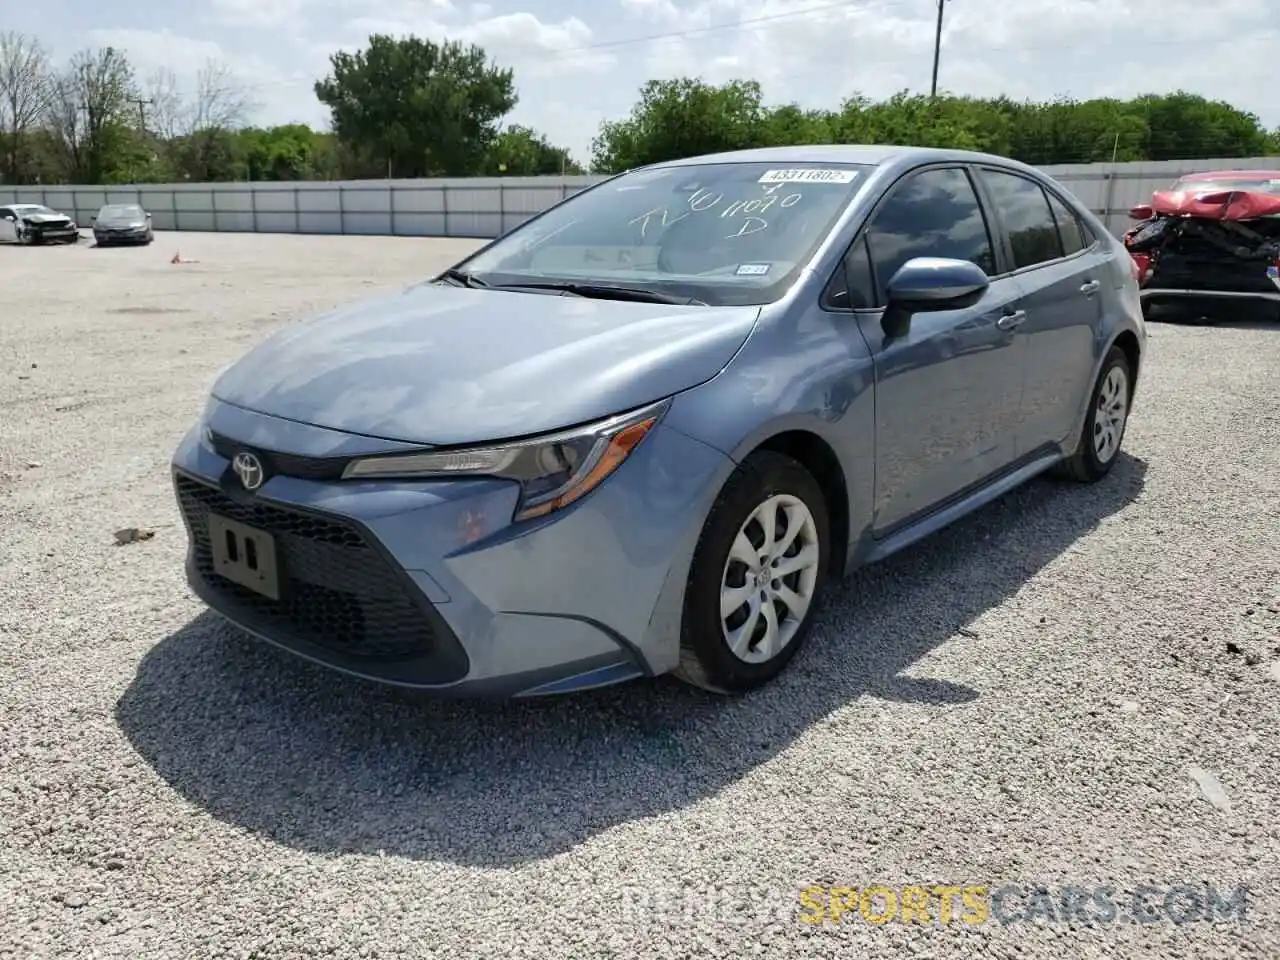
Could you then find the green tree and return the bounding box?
[483,124,580,175]
[0,31,54,184]
[593,80,1277,170]
[591,78,771,172]
[314,34,516,178]
[45,46,137,183]
[1131,91,1270,160]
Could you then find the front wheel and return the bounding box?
[674,451,830,694]
[1052,345,1133,483]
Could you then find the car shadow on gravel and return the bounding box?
[116,453,1147,867]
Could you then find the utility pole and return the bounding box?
[929,0,947,98]
[127,96,154,135]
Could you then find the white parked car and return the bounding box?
[0,203,80,244]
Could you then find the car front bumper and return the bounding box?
[27,224,78,241]
[95,228,150,243]
[170,398,734,697]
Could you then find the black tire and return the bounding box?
[1052,345,1133,483]
[673,450,831,694]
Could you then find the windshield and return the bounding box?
[457,161,874,306]
[15,205,56,216]
[99,204,143,218]
[1172,177,1280,194]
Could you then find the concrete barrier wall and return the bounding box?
[3,156,1277,240]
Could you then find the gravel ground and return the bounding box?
[1,231,1277,959]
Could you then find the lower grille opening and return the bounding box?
[175,473,461,671]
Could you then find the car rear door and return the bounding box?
[839,165,1030,535]
[973,167,1103,457]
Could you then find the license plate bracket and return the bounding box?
[208,512,281,600]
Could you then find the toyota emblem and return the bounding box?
[232,451,265,491]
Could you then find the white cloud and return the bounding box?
[209,0,308,29]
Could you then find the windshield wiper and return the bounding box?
[437,268,490,289]
[492,281,703,305]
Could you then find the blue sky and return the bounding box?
[10,0,1278,166]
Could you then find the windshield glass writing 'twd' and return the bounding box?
[460,161,874,306]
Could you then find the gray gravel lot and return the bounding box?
[1,231,1277,959]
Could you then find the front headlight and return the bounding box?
[342,398,670,521]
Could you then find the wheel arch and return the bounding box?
[1110,328,1142,395]
[741,429,851,581]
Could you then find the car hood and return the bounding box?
[1151,188,1280,221]
[23,213,70,224]
[97,217,145,227]
[212,283,761,446]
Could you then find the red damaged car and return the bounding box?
[1123,169,1280,323]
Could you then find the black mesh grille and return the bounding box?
[176,473,450,665]
[208,431,351,482]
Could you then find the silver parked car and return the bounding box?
[92,203,154,246]
[0,203,80,244]
[173,145,1147,698]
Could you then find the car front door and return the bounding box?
[0,208,16,243]
[974,167,1103,456]
[837,165,1029,536]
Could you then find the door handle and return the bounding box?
[1080,279,1101,296]
[996,310,1027,331]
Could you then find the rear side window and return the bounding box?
[980,169,1064,269]
[1044,190,1086,256]
[864,167,996,301]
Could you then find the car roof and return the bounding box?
[1177,170,1280,180]
[643,144,1046,173]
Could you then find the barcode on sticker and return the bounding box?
[758,168,858,184]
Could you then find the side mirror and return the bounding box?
[145,212,152,219]
[90,216,97,223]
[2,215,13,222]
[1128,203,1154,221]
[882,257,990,338]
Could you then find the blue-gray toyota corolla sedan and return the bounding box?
[172,145,1146,698]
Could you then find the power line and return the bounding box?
[539,0,910,59]
[553,29,1279,116]
[273,0,917,82]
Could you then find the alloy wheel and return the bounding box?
[1093,365,1129,463]
[719,494,821,664]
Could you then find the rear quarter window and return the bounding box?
[979,169,1064,270]
[1044,190,1087,256]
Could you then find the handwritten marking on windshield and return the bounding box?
[631,184,806,240]
[629,206,692,238]
[726,217,769,238]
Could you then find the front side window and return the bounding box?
[458,161,875,307]
[980,169,1064,269]
[864,167,996,302]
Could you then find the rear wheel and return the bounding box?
[1052,345,1133,483]
[674,451,830,694]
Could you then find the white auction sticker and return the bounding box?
[758,168,859,184]
[735,263,771,276]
